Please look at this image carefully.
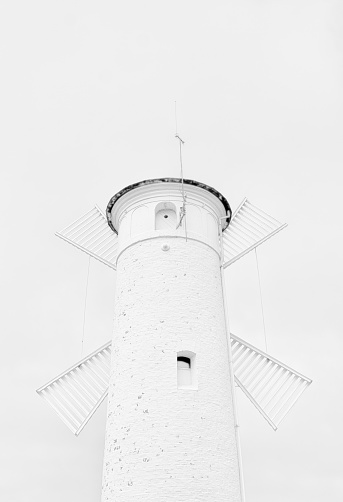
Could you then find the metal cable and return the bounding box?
[81,255,91,358]
[255,248,268,352]
[174,103,187,239]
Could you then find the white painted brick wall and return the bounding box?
[102,237,241,502]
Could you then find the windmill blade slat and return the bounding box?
[97,348,111,366]
[46,384,82,426]
[84,360,108,384]
[84,360,109,387]
[64,372,94,405]
[243,356,271,388]
[245,200,283,226]
[61,207,118,253]
[253,365,285,400]
[272,380,309,427]
[235,352,263,380]
[75,390,109,436]
[228,218,264,245]
[78,224,116,249]
[259,368,290,407]
[94,353,111,374]
[93,244,117,261]
[235,376,278,431]
[225,222,256,247]
[241,206,277,232]
[267,375,300,418]
[79,363,107,393]
[88,231,118,257]
[249,361,280,395]
[232,341,251,361]
[238,354,267,384]
[37,341,112,435]
[61,375,93,411]
[223,239,245,257]
[71,216,105,242]
[71,368,101,401]
[223,199,287,268]
[223,204,285,264]
[230,217,268,247]
[80,352,111,385]
[87,359,109,382]
[264,372,297,413]
[93,354,110,375]
[232,347,253,372]
[231,333,311,430]
[231,340,244,356]
[56,206,118,270]
[57,378,91,415]
[96,353,112,373]
[53,381,87,421]
[42,388,80,432]
[65,218,107,246]
[231,210,268,237]
[77,229,112,252]
[59,209,97,234]
[100,244,120,260]
[233,209,273,236]
[91,352,110,375]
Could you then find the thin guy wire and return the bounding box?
[81,255,91,358]
[178,138,185,199]
[176,138,188,239]
[219,222,246,502]
[174,101,187,240]
[255,248,268,352]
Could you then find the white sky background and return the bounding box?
[1,0,342,500]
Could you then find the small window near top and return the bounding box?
[155,202,177,230]
[177,352,197,389]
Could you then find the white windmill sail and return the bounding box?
[37,342,112,435]
[37,333,311,435]
[231,333,312,430]
[222,198,287,268]
[56,206,118,269]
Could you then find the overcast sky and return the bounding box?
[1,1,342,501]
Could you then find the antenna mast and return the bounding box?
[174,102,187,234]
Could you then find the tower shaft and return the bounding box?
[102,179,240,501]
[102,238,241,501]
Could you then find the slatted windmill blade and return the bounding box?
[222,198,287,268]
[37,341,112,436]
[56,205,118,270]
[231,333,312,430]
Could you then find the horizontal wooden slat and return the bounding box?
[38,332,311,434]
[231,333,311,429]
[223,199,287,267]
[37,341,112,435]
[56,206,118,270]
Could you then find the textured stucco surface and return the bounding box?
[102,237,241,501]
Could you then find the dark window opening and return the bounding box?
[177,356,191,368]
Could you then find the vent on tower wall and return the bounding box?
[177,351,197,389]
[155,202,177,230]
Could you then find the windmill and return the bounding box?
[37,177,311,501]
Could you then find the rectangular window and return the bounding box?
[177,352,197,389]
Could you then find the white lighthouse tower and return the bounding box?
[102,178,241,501]
[37,177,312,502]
